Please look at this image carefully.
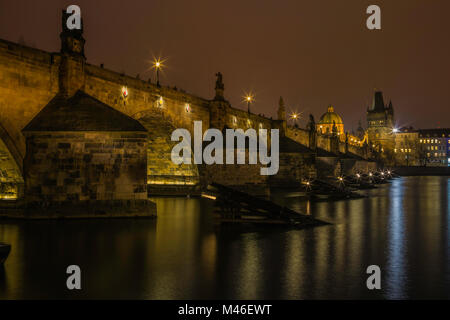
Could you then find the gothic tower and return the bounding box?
[366,91,395,151]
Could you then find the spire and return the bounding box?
[370,91,385,111]
[277,96,286,121]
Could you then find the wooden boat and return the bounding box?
[0,243,11,265]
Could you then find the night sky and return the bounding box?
[1,0,449,130]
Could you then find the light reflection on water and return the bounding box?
[0,176,449,299]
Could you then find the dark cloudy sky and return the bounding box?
[1,0,449,130]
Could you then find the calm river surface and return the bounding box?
[0,176,449,299]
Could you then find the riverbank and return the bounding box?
[393,166,450,176]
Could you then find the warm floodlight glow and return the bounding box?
[121,86,128,98]
[393,128,399,133]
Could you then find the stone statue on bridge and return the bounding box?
[214,72,225,101]
[307,114,317,150]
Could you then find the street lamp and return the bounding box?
[152,58,164,86]
[244,94,254,113]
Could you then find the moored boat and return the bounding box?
[0,243,11,265]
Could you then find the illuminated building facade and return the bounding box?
[418,129,450,166]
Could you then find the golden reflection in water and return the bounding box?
[0,177,449,299]
[283,230,306,298]
[235,233,262,299]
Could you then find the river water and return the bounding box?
[0,176,449,299]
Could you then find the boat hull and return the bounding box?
[0,244,11,265]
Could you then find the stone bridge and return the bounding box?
[0,22,372,198]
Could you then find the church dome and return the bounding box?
[318,105,343,124]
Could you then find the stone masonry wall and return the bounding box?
[23,131,148,204]
[270,152,316,187]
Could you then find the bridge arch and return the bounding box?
[0,122,24,199]
[132,108,200,189]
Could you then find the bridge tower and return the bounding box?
[366,91,395,152]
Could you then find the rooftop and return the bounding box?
[23,90,147,132]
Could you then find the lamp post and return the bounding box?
[246,95,253,113]
[153,58,163,86]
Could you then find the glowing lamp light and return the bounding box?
[121,86,128,98]
[369,172,373,177]
[339,177,343,181]
[157,96,164,107]
[393,128,399,133]
[356,173,361,178]
[290,112,301,121]
[381,172,384,176]
[387,171,391,174]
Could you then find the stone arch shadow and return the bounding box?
[131,109,200,191]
